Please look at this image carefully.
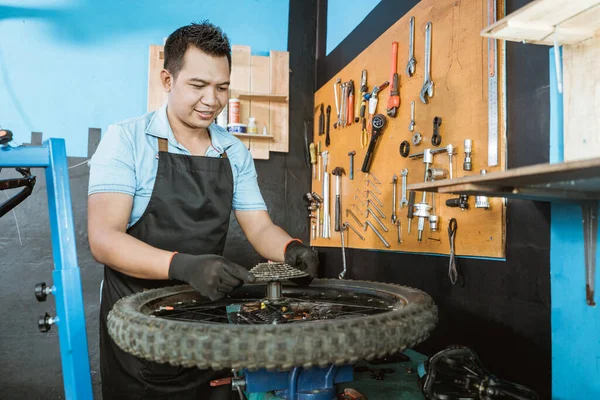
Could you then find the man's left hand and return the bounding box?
[284,240,319,280]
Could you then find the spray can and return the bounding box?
[228,98,240,124]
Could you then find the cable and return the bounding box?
[448,218,458,285]
[68,159,90,170]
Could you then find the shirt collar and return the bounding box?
[146,103,234,154]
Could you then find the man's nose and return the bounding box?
[202,88,219,107]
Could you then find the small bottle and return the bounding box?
[228,98,240,124]
[248,117,257,134]
[262,123,268,136]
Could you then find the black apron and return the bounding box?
[99,137,234,400]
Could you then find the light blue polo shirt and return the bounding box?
[88,104,267,228]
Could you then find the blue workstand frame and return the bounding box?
[1,139,94,399]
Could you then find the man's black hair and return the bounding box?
[164,21,232,78]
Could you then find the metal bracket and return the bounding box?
[582,201,598,306]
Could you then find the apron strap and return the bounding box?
[158,138,169,153]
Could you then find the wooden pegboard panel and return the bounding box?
[311,0,506,258]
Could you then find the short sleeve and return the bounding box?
[88,124,136,196]
[232,146,267,211]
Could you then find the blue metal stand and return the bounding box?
[0,139,93,399]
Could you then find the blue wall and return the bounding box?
[549,47,600,399]
[326,0,381,55]
[0,0,289,157]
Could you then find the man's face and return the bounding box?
[165,46,230,130]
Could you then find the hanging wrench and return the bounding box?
[400,168,409,208]
[406,16,416,77]
[420,22,434,104]
[409,101,415,132]
[334,79,341,128]
[391,174,398,225]
[339,224,347,279]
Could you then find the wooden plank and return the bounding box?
[436,183,600,201]
[249,55,271,160]
[563,35,600,162]
[408,157,600,194]
[269,51,290,152]
[481,0,600,45]
[230,45,251,149]
[239,93,288,102]
[311,0,506,259]
[233,133,274,139]
[148,45,167,112]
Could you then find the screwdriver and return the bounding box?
[347,80,355,126]
[407,191,416,234]
[309,143,317,179]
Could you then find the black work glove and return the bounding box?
[168,253,255,300]
[284,240,319,285]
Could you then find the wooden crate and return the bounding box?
[147,45,289,160]
[311,0,507,259]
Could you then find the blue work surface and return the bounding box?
[339,349,427,399]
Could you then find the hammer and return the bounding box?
[348,150,356,180]
[331,167,345,232]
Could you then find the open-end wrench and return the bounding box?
[400,168,409,208]
[391,174,398,225]
[406,16,416,77]
[366,207,388,232]
[420,22,434,104]
[366,220,390,248]
[334,79,341,128]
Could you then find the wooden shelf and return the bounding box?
[237,93,288,102]
[407,157,600,202]
[481,0,600,45]
[232,133,274,139]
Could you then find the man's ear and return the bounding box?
[160,69,172,92]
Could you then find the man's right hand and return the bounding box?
[168,253,256,300]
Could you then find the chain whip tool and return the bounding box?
[448,218,458,285]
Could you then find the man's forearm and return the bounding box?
[249,223,293,262]
[90,229,173,280]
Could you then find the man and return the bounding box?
[87,21,318,399]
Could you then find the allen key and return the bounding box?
[369,172,382,185]
[343,221,365,241]
[352,203,365,216]
[367,199,386,219]
[366,220,390,248]
[365,190,384,208]
[366,208,388,232]
[366,179,382,194]
[346,209,365,229]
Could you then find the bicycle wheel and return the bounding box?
[107,279,437,370]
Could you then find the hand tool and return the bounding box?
[332,167,346,232]
[366,179,381,195]
[369,172,382,185]
[427,168,448,181]
[322,151,330,238]
[400,168,409,208]
[352,203,364,216]
[309,143,317,179]
[366,207,388,232]
[448,218,458,285]
[348,151,356,180]
[407,191,416,234]
[361,114,387,173]
[325,105,331,147]
[334,78,341,128]
[399,141,410,158]
[340,82,348,128]
[431,116,442,146]
[446,144,455,179]
[355,70,367,123]
[344,220,365,241]
[391,174,398,225]
[463,139,473,171]
[386,42,400,117]
[396,220,402,244]
[366,220,390,248]
[429,213,439,232]
[311,193,324,237]
[346,209,365,229]
[353,195,365,207]
[347,80,355,126]
[487,0,499,167]
[412,132,422,146]
[317,141,322,181]
[339,223,347,279]
[420,22,434,104]
[446,194,469,210]
[365,189,383,208]
[360,92,370,148]
[367,199,386,219]
[367,82,389,131]
[410,149,434,241]
[406,16,416,77]
[409,101,415,131]
[318,103,325,135]
[475,170,491,209]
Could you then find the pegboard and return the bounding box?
[310,0,507,258]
